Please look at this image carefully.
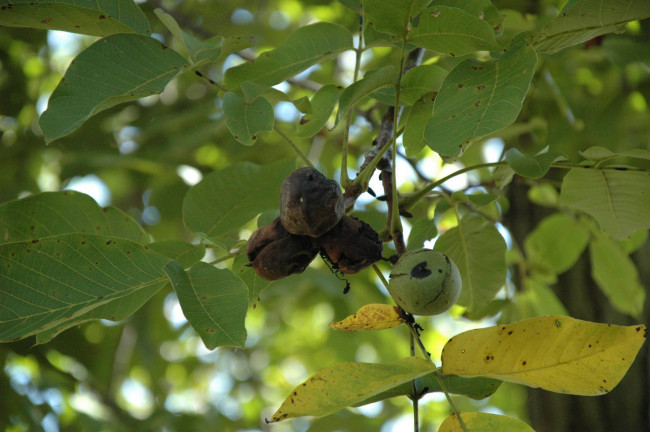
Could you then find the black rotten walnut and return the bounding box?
[280,167,344,237]
[247,217,317,281]
[316,216,383,274]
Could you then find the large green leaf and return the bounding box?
[424,39,537,159]
[39,33,189,143]
[0,191,149,245]
[409,6,501,56]
[354,373,501,407]
[434,214,507,312]
[432,0,503,33]
[164,261,248,349]
[533,0,650,54]
[525,213,589,275]
[505,148,565,179]
[363,0,430,36]
[182,160,295,241]
[590,231,645,318]
[0,234,170,342]
[0,0,150,37]
[148,240,206,269]
[559,169,650,240]
[335,65,396,125]
[222,92,275,146]
[224,22,353,90]
[296,84,343,138]
[403,96,435,157]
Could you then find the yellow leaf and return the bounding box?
[329,303,404,331]
[268,356,435,422]
[440,412,536,432]
[441,315,646,396]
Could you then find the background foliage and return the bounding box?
[1,0,649,431]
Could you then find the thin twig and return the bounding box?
[274,125,315,168]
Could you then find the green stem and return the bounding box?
[206,249,244,266]
[274,125,315,169]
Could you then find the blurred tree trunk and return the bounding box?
[505,180,650,432]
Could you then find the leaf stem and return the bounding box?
[273,125,315,169]
[206,249,244,266]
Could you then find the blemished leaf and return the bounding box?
[372,64,447,106]
[403,96,435,157]
[409,6,502,56]
[441,315,647,395]
[355,373,502,406]
[439,412,535,432]
[232,253,272,308]
[330,304,404,331]
[525,213,590,275]
[222,92,274,146]
[590,231,645,318]
[0,234,170,342]
[39,34,188,143]
[0,0,150,37]
[224,22,353,90]
[407,217,438,250]
[182,160,295,241]
[559,169,650,240]
[164,261,248,349]
[424,38,536,158]
[296,84,343,138]
[434,214,507,312]
[533,0,650,54]
[268,356,436,422]
[505,148,565,179]
[148,240,206,269]
[0,191,149,245]
[336,66,397,125]
[363,0,430,36]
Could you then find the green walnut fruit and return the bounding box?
[387,249,462,316]
[280,167,344,237]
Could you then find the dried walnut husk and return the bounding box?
[280,167,344,237]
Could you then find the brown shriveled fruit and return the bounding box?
[247,217,318,281]
[316,215,383,274]
[280,167,344,237]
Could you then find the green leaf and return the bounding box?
[0,0,150,37]
[148,240,205,268]
[580,146,650,164]
[0,191,149,245]
[499,280,568,324]
[154,8,222,63]
[440,412,535,432]
[432,0,504,33]
[407,218,438,250]
[403,96,434,157]
[442,316,647,396]
[424,39,537,158]
[372,64,447,106]
[409,6,502,56]
[363,0,430,36]
[224,22,353,90]
[268,357,436,422]
[505,148,565,178]
[434,214,507,312]
[296,84,343,138]
[533,0,650,54]
[232,254,272,308]
[164,261,248,349]
[355,373,501,407]
[0,234,170,342]
[182,160,295,242]
[590,231,645,318]
[525,213,590,275]
[222,92,274,146]
[39,34,188,144]
[336,65,397,125]
[559,169,650,240]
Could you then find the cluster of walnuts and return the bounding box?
[246,167,383,281]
